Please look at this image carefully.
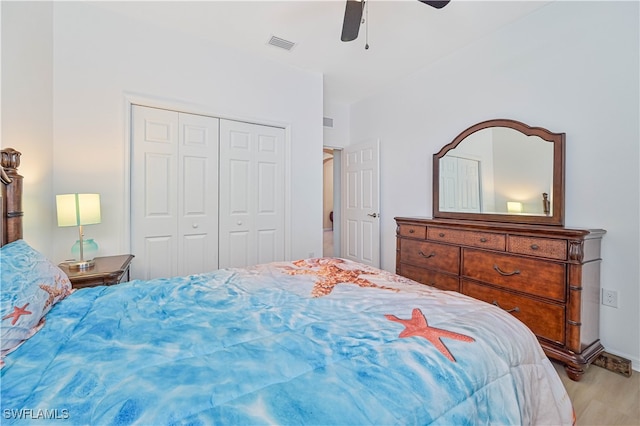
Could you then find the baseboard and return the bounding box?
[593,351,633,377]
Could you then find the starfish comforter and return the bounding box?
[1,257,573,425]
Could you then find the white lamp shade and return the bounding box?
[56,193,101,227]
[507,201,523,213]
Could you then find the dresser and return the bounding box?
[395,217,605,381]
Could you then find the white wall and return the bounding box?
[45,3,323,264]
[1,1,54,255]
[350,1,640,368]
[323,100,350,148]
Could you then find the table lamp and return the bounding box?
[56,193,101,270]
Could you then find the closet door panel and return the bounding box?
[225,158,251,267]
[145,154,173,215]
[131,105,179,280]
[254,130,285,264]
[219,120,285,268]
[228,231,250,268]
[178,113,219,276]
[220,126,253,268]
[144,236,174,279]
[258,162,276,213]
[230,160,251,214]
[182,234,208,276]
[131,106,219,279]
[257,229,277,264]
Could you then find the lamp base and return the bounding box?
[67,259,96,270]
[71,238,99,263]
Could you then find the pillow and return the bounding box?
[1,239,72,358]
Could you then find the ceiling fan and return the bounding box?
[341,0,450,42]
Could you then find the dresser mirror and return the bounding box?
[433,119,565,225]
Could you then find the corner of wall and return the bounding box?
[1,1,55,257]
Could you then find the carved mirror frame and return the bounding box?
[433,119,565,226]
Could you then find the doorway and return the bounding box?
[322,147,341,258]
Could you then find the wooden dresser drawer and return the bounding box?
[508,236,567,260]
[400,239,459,275]
[428,227,506,251]
[399,264,460,292]
[462,280,565,344]
[462,248,566,301]
[427,227,466,244]
[399,224,426,239]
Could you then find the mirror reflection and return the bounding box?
[439,126,554,216]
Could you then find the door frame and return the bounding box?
[322,146,343,258]
[122,94,293,262]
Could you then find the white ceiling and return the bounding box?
[94,0,553,105]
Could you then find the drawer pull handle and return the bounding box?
[409,229,415,233]
[492,300,520,313]
[418,251,436,259]
[439,232,445,237]
[493,265,521,276]
[480,237,488,243]
[530,244,539,250]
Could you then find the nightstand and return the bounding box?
[59,254,135,289]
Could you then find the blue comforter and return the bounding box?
[1,258,573,425]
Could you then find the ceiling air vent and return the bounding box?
[323,117,334,128]
[268,35,296,51]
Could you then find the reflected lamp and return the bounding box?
[56,193,101,270]
[507,201,523,214]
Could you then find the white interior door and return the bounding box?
[131,105,219,279]
[177,112,220,276]
[342,139,380,267]
[219,120,285,268]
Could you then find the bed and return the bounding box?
[1,147,574,425]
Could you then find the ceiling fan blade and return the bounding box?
[341,0,365,42]
[418,0,450,9]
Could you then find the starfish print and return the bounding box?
[385,308,475,362]
[39,281,71,309]
[283,258,399,297]
[2,303,32,325]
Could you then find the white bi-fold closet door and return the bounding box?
[131,105,286,280]
[218,120,286,269]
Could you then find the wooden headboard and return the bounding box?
[1,148,23,247]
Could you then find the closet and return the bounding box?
[131,105,286,279]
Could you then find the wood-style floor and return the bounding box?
[553,361,639,425]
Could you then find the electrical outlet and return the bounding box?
[602,289,618,308]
